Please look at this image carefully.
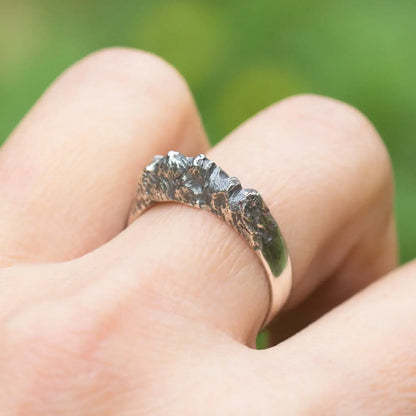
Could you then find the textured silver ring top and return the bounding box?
[128,151,292,329]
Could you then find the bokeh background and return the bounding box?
[0,0,415,262]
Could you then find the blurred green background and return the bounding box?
[0,0,415,262]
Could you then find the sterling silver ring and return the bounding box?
[128,151,292,328]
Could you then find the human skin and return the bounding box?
[0,47,414,415]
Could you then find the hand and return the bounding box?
[0,48,413,415]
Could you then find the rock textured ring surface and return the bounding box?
[128,151,292,328]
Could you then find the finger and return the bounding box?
[0,48,208,266]
[95,94,396,345]
[268,215,396,344]
[254,260,416,414]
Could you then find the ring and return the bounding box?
[128,151,292,329]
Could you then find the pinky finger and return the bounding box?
[256,260,416,415]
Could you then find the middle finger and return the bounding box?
[0,48,207,266]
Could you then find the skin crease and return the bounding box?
[0,47,414,415]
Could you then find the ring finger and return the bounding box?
[98,94,397,344]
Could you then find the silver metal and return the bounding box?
[128,151,292,328]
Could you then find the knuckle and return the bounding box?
[64,47,194,114]
[275,94,393,198]
[277,94,380,144]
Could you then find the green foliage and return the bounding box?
[0,0,414,265]
[256,330,270,350]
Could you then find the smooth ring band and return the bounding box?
[128,151,292,329]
